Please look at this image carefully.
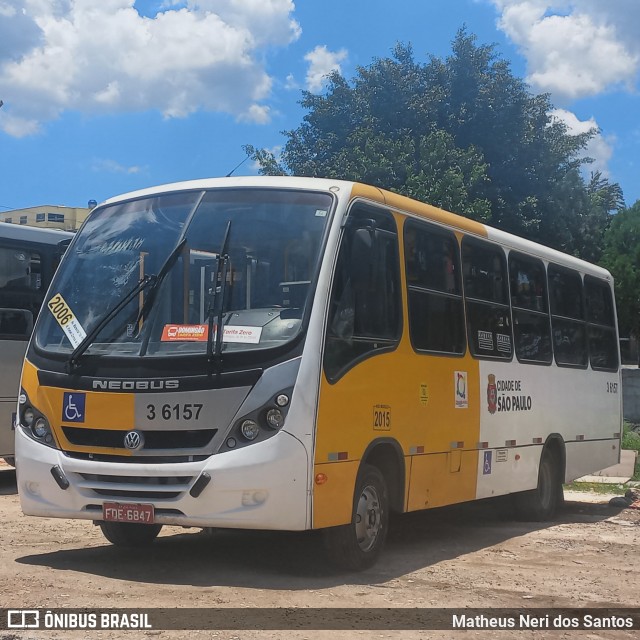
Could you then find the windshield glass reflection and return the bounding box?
[35,188,333,359]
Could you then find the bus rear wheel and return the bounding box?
[323,464,389,571]
[514,450,562,521]
[99,521,163,547]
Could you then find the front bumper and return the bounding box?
[16,427,310,531]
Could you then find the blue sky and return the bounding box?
[0,0,638,213]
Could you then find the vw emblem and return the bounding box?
[124,430,144,451]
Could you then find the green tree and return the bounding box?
[248,29,623,258]
[576,171,625,263]
[600,201,640,338]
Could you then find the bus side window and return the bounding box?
[0,308,33,337]
[548,265,587,367]
[462,238,512,360]
[0,247,42,338]
[404,220,465,355]
[323,207,401,381]
[508,252,552,365]
[584,276,618,371]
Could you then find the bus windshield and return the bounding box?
[35,188,333,358]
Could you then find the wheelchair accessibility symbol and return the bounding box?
[62,392,85,423]
[483,450,492,475]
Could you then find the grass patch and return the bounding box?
[622,423,640,454]
[564,481,627,495]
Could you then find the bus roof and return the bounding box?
[98,176,612,281]
[100,176,356,206]
[371,184,613,281]
[0,221,75,245]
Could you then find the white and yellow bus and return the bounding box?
[16,177,621,569]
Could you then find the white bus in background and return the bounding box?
[0,222,73,465]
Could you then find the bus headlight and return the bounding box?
[240,420,260,441]
[23,407,35,427]
[33,417,49,439]
[275,394,289,407]
[19,390,58,449]
[222,388,293,452]
[266,409,284,430]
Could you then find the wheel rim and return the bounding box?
[354,484,382,552]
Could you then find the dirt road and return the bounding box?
[0,466,638,639]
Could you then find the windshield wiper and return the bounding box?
[66,274,154,371]
[67,237,187,370]
[207,221,232,368]
[135,237,187,327]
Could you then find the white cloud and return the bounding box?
[92,158,145,174]
[0,0,301,136]
[551,108,614,175]
[489,1,640,102]
[304,45,348,93]
[237,103,272,125]
[0,112,41,138]
[284,73,298,90]
[188,1,301,47]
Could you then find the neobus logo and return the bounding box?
[91,380,180,391]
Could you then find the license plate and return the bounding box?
[103,502,155,524]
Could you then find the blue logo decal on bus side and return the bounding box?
[62,392,86,423]
[483,450,492,475]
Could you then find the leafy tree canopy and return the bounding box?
[601,201,640,338]
[247,28,624,260]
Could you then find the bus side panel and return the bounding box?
[312,460,359,528]
[565,440,621,483]
[0,339,27,457]
[475,444,541,499]
[313,346,481,528]
[475,361,621,499]
[407,450,478,510]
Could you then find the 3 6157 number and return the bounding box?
[146,403,203,421]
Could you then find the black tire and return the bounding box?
[323,464,389,571]
[514,450,563,521]
[99,521,163,547]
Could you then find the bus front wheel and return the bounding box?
[323,464,389,571]
[99,521,163,547]
[514,450,562,521]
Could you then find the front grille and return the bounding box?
[75,472,195,501]
[62,427,217,450]
[65,452,210,463]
